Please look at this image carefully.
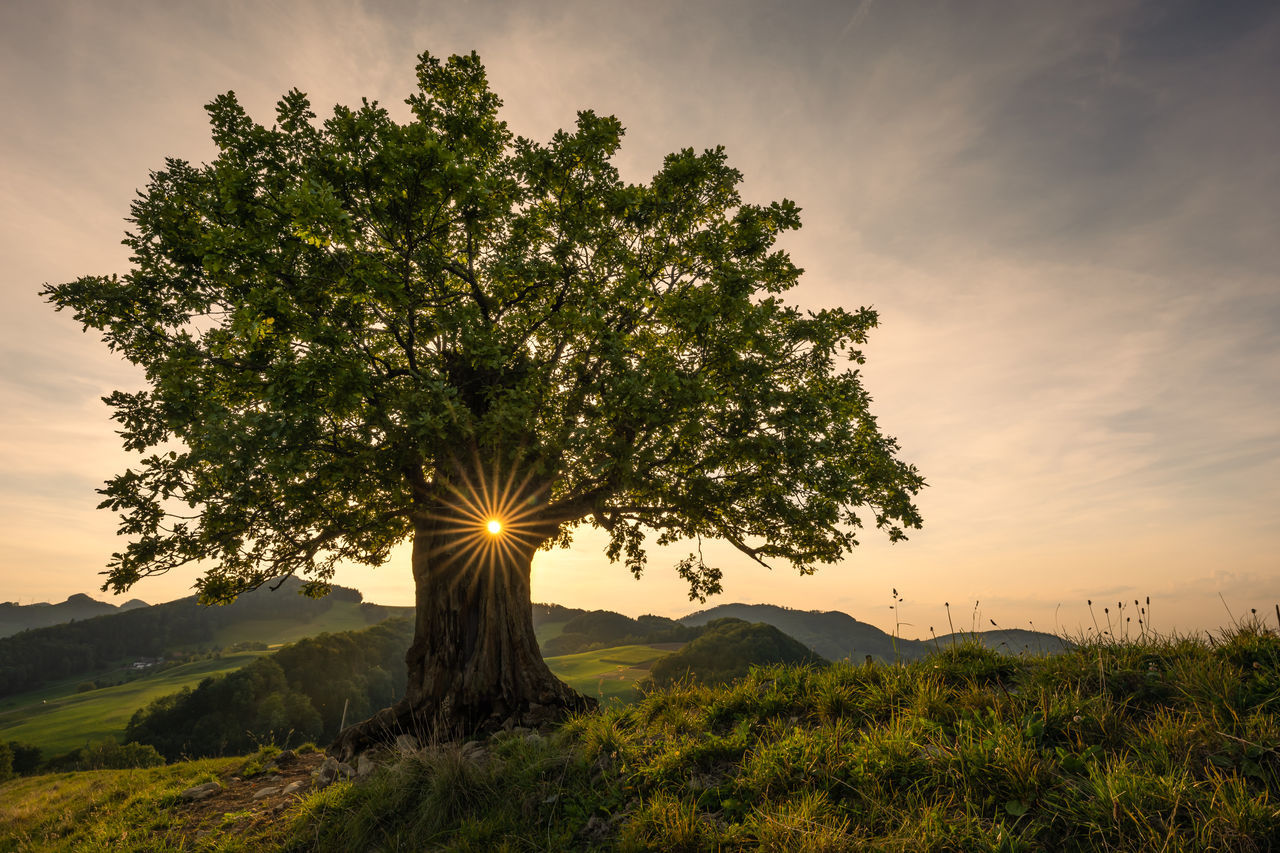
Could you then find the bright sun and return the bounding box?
[486,518,503,535]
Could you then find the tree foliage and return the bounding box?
[45,50,923,604]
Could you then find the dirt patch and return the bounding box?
[170,750,328,845]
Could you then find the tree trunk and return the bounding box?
[330,510,594,761]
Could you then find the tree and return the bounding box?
[45,51,924,757]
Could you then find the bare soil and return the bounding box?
[171,749,328,845]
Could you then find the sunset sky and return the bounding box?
[2,0,1276,638]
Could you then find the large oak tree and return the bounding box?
[46,52,924,756]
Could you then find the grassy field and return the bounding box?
[2,626,1278,850]
[0,756,259,852]
[0,638,674,758]
[534,619,569,646]
[297,625,1280,851]
[207,601,412,649]
[210,607,376,649]
[0,606,414,757]
[0,653,264,756]
[544,643,682,705]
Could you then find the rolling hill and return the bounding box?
[0,594,148,638]
[681,602,1069,662]
[0,578,412,698]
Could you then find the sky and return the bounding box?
[1,0,1277,639]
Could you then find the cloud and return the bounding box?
[0,0,1275,630]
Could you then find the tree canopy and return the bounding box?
[46,50,923,605]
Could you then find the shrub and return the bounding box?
[78,738,165,770]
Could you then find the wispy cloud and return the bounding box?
[0,0,1275,628]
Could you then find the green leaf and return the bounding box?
[1004,799,1030,817]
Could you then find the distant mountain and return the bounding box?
[0,578,411,698]
[0,593,149,638]
[681,603,1069,663]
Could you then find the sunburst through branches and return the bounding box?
[426,454,547,595]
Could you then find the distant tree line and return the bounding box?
[539,610,703,656]
[0,740,43,780]
[0,580,365,697]
[124,618,411,760]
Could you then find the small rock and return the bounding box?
[253,786,282,800]
[394,734,420,753]
[460,742,489,766]
[579,815,610,844]
[337,761,355,780]
[356,754,377,777]
[283,780,307,795]
[314,756,341,787]
[179,781,221,801]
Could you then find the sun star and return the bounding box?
[486,518,503,535]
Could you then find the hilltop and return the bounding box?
[0,594,148,638]
[681,602,1070,662]
[2,625,1276,851]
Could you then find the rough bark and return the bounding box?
[330,510,594,761]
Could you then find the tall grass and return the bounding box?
[287,619,1280,851]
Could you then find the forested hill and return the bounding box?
[0,579,410,698]
[126,618,414,760]
[0,594,148,638]
[681,603,1069,662]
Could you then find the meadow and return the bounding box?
[2,623,1276,851]
[0,639,677,759]
[543,643,685,705]
[0,653,265,756]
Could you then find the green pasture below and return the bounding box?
[0,652,264,755]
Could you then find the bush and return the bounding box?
[6,741,41,775]
[44,739,165,772]
[79,739,165,770]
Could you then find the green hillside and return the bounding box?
[207,603,411,649]
[647,619,826,687]
[0,579,411,699]
[0,598,1070,765]
[0,625,663,760]
[544,643,683,704]
[0,653,264,756]
[3,625,1277,851]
